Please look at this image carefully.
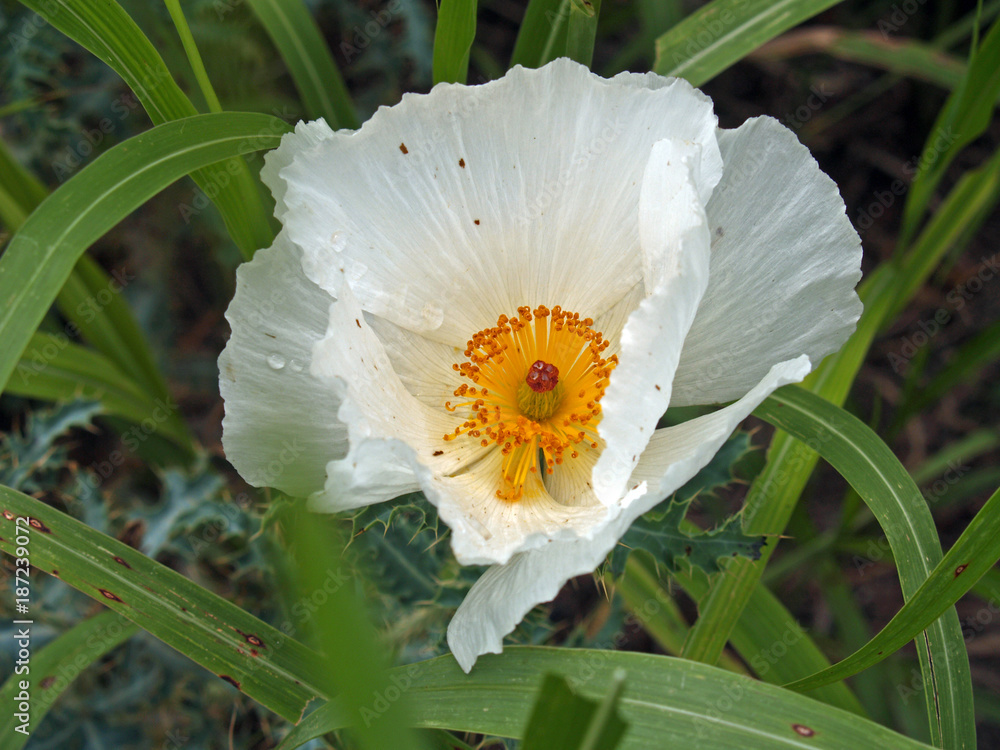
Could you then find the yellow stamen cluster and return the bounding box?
[443,305,617,502]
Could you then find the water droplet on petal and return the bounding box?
[266,354,286,370]
[330,231,346,253]
[288,359,303,372]
[421,301,444,329]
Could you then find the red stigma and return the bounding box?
[526,360,559,393]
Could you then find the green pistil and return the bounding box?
[517,381,564,421]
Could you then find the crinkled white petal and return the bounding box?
[670,117,863,405]
[446,356,810,672]
[219,233,347,497]
[272,58,721,346]
[593,139,711,506]
[261,119,336,219]
[365,314,465,410]
[307,285,488,512]
[428,450,612,566]
[307,287,614,560]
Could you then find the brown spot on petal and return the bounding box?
[2,510,14,520]
[792,724,815,737]
[99,589,123,602]
[433,450,444,456]
[356,319,361,328]
[955,564,968,577]
[113,556,132,569]
[242,633,265,648]
[459,158,465,168]
[474,219,480,225]
[399,143,408,154]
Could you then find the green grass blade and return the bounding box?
[653,0,843,86]
[433,0,478,84]
[676,266,899,669]
[750,29,967,90]
[510,0,568,68]
[0,112,291,396]
[521,671,627,750]
[754,386,975,748]
[164,0,223,113]
[20,0,276,256]
[8,333,191,450]
[565,0,602,67]
[783,486,1000,695]
[277,647,935,750]
[0,486,327,721]
[55,255,176,405]
[894,319,1000,431]
[0,610,138,750]
[1,136,178,415]
[0,138,48,227]
[244,0,359,128]
[891,147,1000,321]
[900,18,1000,245]
[669,559,867,717]
[282,504,427,749]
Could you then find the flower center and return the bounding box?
[443,305,617,502]
[517,361,563,421]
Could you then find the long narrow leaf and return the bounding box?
[0,610,138,750]
[0,486,326,721]
[754,386,974,747]
[20,0,275,255]
[783,486,1000,693]
[0,112,290,395]
[900,18,1000,244]
[277,648,934,750]
[510,0,567,68]
[8,333,191,450]
[245,0,359,128]
[433,0,478,84]
[653,0,843,86]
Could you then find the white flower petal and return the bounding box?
[365,314,465,410]
[629,355,813,506]
[446,521,619,672]
[447,356,810,672]
[261,119,336,219]
[429,450,611,566]
[273,59,721,346]
[309,287,612,564]
[219,233,346,497]
[307,285,488,512]
[593,139,711,506]
[670,117,863,406]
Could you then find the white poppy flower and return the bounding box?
[219,59,862,672]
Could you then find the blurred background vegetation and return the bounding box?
[1,0,998,747]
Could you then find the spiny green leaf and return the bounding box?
[612,499,764,578]
[0,400,101,490]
